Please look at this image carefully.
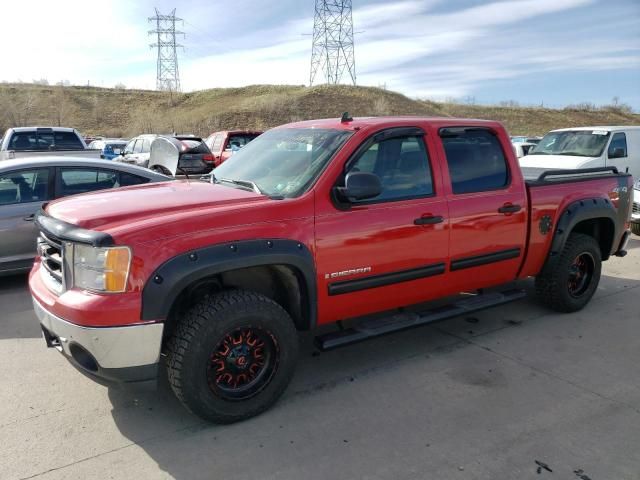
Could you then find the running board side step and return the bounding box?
[314,289,526,351]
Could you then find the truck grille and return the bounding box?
[37,233,64,291]
[633,202,640,214]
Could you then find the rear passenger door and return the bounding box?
[438,127,527,291]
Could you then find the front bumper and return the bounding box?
[33,298,163,386]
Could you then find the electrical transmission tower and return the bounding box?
[149,8,184,92]
[310,0,356,86]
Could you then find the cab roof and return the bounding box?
[278,116,505,131]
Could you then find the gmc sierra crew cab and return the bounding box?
[29,116,633,424]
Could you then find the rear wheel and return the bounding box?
[631,223,640,236]
[535,233,602,312]
[166,290,298,424]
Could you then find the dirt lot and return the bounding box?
[1,236,639,480]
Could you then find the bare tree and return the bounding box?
[55,84,69,127]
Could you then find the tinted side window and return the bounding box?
[133,139,144,154]
[442,129,509,194]
[119,172,150,186]
[0,169,49,205]
[608,133,627,157]
[58,169,118,197]
[348,135,433,202]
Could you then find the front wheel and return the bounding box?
[166,290,299,424]
[535,233,602,313]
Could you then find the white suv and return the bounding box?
[117,134,159,168]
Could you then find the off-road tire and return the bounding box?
[631,223,640,236]
[535,233,602,313]
[166,290,299,424]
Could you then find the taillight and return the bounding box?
[202,154,215,163]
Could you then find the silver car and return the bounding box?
[0,157,169,276]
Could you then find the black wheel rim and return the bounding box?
[568,252,595,298]
[207,327,279,401]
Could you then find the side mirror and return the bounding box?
[336,172,382,202]
[609,147,625,159]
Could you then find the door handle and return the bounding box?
[23,214,35,221]
[414,215,444,225]
[498,204,522,214]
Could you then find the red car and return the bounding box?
[204,130,262,166]
[29,116,632,423]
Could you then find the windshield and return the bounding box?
[212,128,353,198]
[530,130,610,157]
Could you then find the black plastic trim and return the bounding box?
[141,239,317,327]
[450,248,521,271]
[536,166,618,182]
[549,198,619,259]
[328,262,445,296]
[35,209,114,247]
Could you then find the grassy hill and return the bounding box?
[0,83,637,139]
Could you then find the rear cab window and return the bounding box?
[8,130,84,150]
[440,128,509,194]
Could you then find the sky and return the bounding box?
[1,0,638,109]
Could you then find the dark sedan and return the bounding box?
[0,157,170,275]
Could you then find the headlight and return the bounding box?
[73,244,132,293]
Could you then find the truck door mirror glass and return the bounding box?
[609,147,626,159]
[337,172,382,202]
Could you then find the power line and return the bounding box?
[148,8,184,92]
[310,0,357,86]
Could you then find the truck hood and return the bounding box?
[519,154,599,170]
[46,180,265,232]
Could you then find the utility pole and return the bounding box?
[310,0,356,86]
[149,8,184,92]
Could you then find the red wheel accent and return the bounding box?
[206,326,279,401]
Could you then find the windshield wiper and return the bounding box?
[217,177,263,195]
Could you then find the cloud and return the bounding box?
[0,0,638,107]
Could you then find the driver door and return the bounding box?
[314,128,450,324]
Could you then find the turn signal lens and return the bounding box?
[104,248,131,292]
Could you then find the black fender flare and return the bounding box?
[549,197,618,259]
[141,239,317,327]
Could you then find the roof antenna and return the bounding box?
[341,112,353,123]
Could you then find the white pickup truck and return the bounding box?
[0,127,102,161]
[519,126,640,235]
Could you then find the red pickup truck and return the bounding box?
[30,116,632,424]
[204,130,262,167]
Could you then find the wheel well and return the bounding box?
[163,264,311,342]
[571,217,615,260]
